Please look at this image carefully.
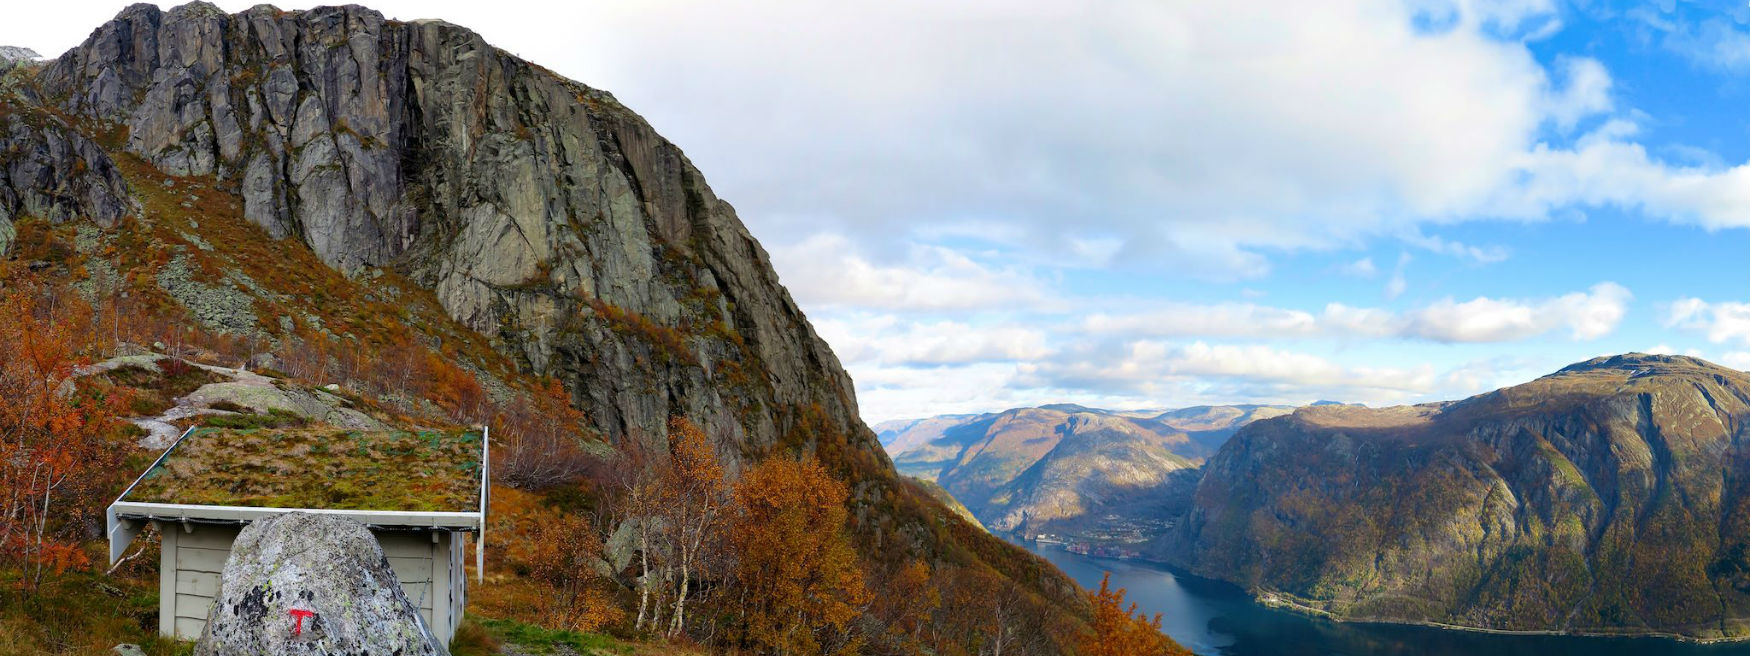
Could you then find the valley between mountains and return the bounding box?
[887,354,1750,641]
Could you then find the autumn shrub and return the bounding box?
[726,456,870,655]
[526,513,621,633]
[494,379,596,490]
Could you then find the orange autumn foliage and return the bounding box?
[728,456,870,655]
[651,417,730,638]
[0,278,128,586]
[524,512,621,632]
[1080,572,1190,656]
[494,378,594,490]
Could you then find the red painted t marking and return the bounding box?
[288,609,315,636]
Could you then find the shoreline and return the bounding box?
[1024,538,1750,646]
[1256,590,1750,645]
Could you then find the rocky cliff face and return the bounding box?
[1163,354,1750,639]
[33,2,864,467]
[0,57,135,254]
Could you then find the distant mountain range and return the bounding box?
[1159,354,1750,639]
[875,403,1295,533]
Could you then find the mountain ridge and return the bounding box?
[1161,353,1750,640]
[883,403,1292,534]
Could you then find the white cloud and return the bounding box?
[1386,253,1412,300]
[1665,298,1750,345]
[1399,231,1510,264]
[1645,344,1705,358]
[1337,257,1378,278]
[1493,122,1750,231]
[1081,282,1630,343]
[769,233,1051,313]
[1013,339,1530,406]
[1629,11,1750,72]
[1722,352,1750,371]
[497,0,1722,278]
[816,316,1050,366]
[1403,282,1631,342]
[1543,56,1612,131]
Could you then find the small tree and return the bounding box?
[1079,572,1189,656]
[495,378,592,490]
[0,278,127,588]
[654,417,730,639]
[728,456,870,655]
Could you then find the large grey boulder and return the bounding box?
[194,512,443,656]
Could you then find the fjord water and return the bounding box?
[1023,542,1750,656]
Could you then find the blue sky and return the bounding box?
[10,0,1750,423]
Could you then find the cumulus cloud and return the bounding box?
[1402,282,1631,342]
[769,234,1051,313]
[1080,282,1631,343]
[1665,298,1750,345]
[1723,352,1750,371]
[1012,339,1530,406]
[1543,56,1613,131]
[816,316,1050,366]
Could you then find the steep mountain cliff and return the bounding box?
[0,0,1085,637]
[1163,354,1750,639]
[33,2,858,464]
[888,404,1290,533]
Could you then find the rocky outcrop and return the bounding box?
[195,512,442,656]
[36,2,863,466]
[0,47,41,63]
[0,78,135,254]
[1162,354,1750,639]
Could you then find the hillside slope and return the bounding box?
[1162,354,1750,639]
[0,1,1089,650]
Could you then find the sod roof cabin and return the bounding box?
[106,426,490,645]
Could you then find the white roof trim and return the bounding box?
[110,500,483,529]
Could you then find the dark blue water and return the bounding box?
[1023,542,1750,656]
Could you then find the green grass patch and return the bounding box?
[198,409,308,430]
[469,617,630,655]
[0,567,193,656]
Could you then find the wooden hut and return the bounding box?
[105,425,489,644]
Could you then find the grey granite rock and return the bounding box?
[35,2,880,469]
[0,47,40,63]
[194,512,442,656]
[0,112,136,254]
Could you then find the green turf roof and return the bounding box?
[122,427,485,512]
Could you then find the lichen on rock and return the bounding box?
[194,512,443,655]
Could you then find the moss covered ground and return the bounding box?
[124,427,484,511]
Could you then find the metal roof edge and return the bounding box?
[110,500,484,530]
